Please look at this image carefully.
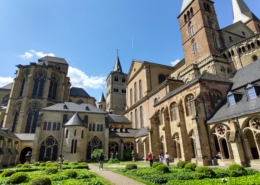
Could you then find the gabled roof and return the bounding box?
[108,114,131,124]
[0,128,19,140]
[38,56,68,64]
[70,87,91,98]
[232,0,259,23]
[113,55,123,73]
[0,83,13,89]
[64,112,85,126]
[135,126,149,138]
[180,0,193,14]
[230,59,260,90]
[98,92,106,103]
[109,128,140,138]
[42,102,106,114]
[156,72,232,106]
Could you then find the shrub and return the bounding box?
[16,164,23,168]
[196,166,215,177]
[64,170,77,178]
[63,160,69,165]
[45,161,52,164]
[212,168,229,178]
[1,170,16,177]
[70,161,78,165]
[33,162,40,166]
[45,163,52,167]
[126,164,137,170]
[152,162,161,168]
[156,164,170,173]
[184,162,197,171]
[40,162,46,167]
[108,158,120,163]
[9,172,28,184]
[177,161,187,168]
[45,167,58,174]
[78,162,87,165]
[228,164,244,171]
[43,156,50,162]
[91,149,104,162]
[123,148,132,161]
[30,176,51,185]
[246,168,259,175]
[22,164,31,168]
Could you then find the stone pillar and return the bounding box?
[254,138,260,159]
[244,139,253,160]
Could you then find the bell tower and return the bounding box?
[178,0,222,66]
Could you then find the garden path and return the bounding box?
[88,164,145,185]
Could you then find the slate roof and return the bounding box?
[113,55,123,73]
[232,0,259,23]
[98,92,106,102]
[208,60,260,123]
[156,72,232,106]
[0,83,13,89]
[109,128,140,138]
[0,128,19,140]
[135,126,149,138]
[42,102,106,114]
[15,133,35,141]
[38,56,68,64]
[108,114,131,124]
[64,112,86,126]
[70,87,91,97]
[230,60,260,90]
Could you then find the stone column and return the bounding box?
[244,139,253,160]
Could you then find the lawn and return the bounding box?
[0,161,112,185]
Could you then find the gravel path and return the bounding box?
[88,164,145,185]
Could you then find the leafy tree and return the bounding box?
[123,148,132,161]
[91,149,105,162]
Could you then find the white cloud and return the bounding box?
[19,52,33,59]
[68,66,106,89]
[171,59,181,67]
[19,50,55,60]
[0,77,13,87]
[30,50,55,58]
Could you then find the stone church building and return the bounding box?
[1,0,260,167]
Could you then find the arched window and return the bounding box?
[130,88,133,105]
[238,48,242,54]
[122,77,125,83]
[86,137,102,160]
[228,52,231,58]
[229,36,233,42]
[257,40,260,47]
[114,88,118,92]
[251,43,255,49]
[65,129,69,138]
[192,39,198,54]
[242,46,246,52]
[48,75,58,100]
[19,71,29,97]
[135,109,138,129]
[184,15,187,23]
[247,44,251,50]
[212,33,218,48]
[186,94,194,116]
[38,136,58,161]
[207,4,211,12]
[158,74,166,84]
[25,103,40,133]
[207,16,212,28]
[209,90,222,109]
[139,80,142,99]
[124,142,134,150]
[187,11,190,19]
[114,76,118,82]
[71,139,77,153]
[189,22,195,37]
[253,55,258,61]
[231,50,235,56]
[171,102,178,121]
[134,82,137,103]
[140,106,144,128]
[32,72,46,97]
[190,8,193,16]
[12,112,19,132]
[222,53,227,58]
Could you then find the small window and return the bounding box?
[89,124,92,131]
[228,95,236,105]
[53,122,56,130]
[247,86,257,99]
[229,36,233,42]
[43,122,47,130]
[57,123,60,130]
[86,106,89,111]
[92,124,95,131]
[122,89,126,93]
[63,105,68,109]
[114,76,118,82]
[100,124,103,131]
[47,122,51,130]
[242,31,245,36]
[74,129,76,136]
[81,130,84,138]
[97,124,100,131]
[122,77,125,83]
[65,129,69,138]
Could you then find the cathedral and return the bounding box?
[1,0,260,167]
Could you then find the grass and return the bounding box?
[92,161,150,170]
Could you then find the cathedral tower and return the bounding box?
[106,54,127,115]
[178,0,222,66]
[232,0,260,33]
[97,92,106,112]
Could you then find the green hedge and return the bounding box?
[126,164,137,170]
[177,161,187,168]
[9,172,28,184]
[30,176,51,185]
[184,162,197,171]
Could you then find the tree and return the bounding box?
[91,149,105,162]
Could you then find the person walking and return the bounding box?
[148,152,153,167]
[99,153,104,171]
[58,155,63,170]
[165,152,169,166]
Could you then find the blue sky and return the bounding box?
[0,0,259,102]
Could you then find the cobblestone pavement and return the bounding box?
[88,164,145,185]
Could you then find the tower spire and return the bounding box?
[180,0,193,13]
[98,92,106,103]
[232,0,259,23]
[113,52,123,73]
